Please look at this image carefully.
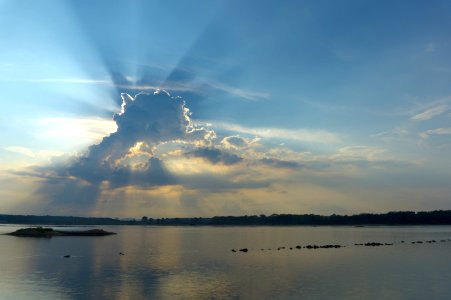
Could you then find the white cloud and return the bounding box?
[210,122,340,144]
[411,104,449,121]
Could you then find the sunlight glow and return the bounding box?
[36,117,117,149]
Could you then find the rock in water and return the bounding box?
[6,227,116,237]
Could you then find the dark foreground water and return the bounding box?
[1,225,451,300]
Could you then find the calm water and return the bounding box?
[1,225,451,300]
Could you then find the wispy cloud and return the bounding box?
[332,146,385,161]
[1,76,269,101]
[0,78,112,85]
[411,104,449,121]
[118,81,269,101]
[420,128,451,139]
[205,81,270,101]
[4,146,63,159]
[210,122,340,144]
[371,127,415,143]
[36,117,117,142]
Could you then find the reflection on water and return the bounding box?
[1,225,451,299]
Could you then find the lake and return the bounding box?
[1,225,451,299]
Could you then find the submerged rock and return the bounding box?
[364,242,384,247]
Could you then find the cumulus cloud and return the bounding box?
[19,89,413,216]
[36,91,215,188]
[28,89,404,192]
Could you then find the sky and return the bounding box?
[1,0,451,218]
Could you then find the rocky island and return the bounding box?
[6,227,116,237]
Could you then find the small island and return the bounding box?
[6,227,116,237]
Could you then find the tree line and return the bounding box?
[2,210,451,226]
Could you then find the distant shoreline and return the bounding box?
[2,210,451,226]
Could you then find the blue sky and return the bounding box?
[1,0,451,217]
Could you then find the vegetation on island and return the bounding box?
[6,227,116,237]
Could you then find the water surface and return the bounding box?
[1,225,450,299]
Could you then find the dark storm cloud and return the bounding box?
[186,147,243,165]
[67,157,177,188]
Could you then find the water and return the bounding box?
[0,225,451,300]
